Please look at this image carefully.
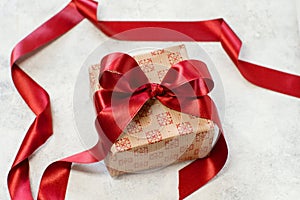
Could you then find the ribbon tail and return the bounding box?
[219,21,300,98]
[38,161,72,200]
[8,66,52,200]
[38,142,104,200]
[178,133,228,200]
[8,2,85,200]
[8,159,33,200]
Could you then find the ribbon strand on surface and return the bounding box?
[8,0,300,199]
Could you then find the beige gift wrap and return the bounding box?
[89,45,215,176]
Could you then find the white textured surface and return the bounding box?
[1,0,300,199]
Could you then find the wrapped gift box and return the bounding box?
[89,45,215,176]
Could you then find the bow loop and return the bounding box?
[99,53,149,93]
[161,60,214,97]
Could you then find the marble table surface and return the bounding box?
[1,0,300,199]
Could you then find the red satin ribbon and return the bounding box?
[8,0,300,199]
[95,52,220,143]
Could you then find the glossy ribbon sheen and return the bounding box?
[94,52,220,143]
[8,0,300,199]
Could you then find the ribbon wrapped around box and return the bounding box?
[89,45,218,176]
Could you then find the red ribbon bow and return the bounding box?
[94,52,218,145]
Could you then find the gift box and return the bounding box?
[89,45,216,176]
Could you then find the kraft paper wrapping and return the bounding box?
[89,45,215,176]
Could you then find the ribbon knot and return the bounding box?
[150,83,165,97]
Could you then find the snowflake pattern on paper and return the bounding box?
[126,120,143,135]
[156,112,173,126]
[134,146,149,156]
[138,58,155,72]
[137,100,153,117]
[115,137,132,152]
[157,69,169,82]
[149,152,164,160]
[177,122,193,135]
[196,132,206,142]
[167,52,183,65]
[146,129,163,144]
[165,138,179,149]
[151,49,165,56]
[134,161,148,168]
[118,157,133,166]
[194,148,199,156]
